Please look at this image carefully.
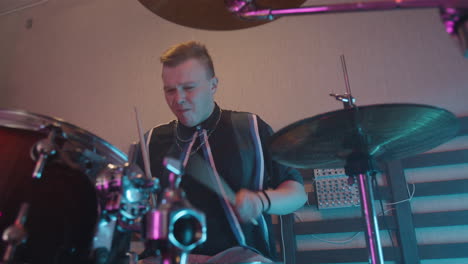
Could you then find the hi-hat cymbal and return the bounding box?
[269,104,459,169]
[136,0,305,30]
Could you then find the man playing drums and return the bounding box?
[138,41,307,263]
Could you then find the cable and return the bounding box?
[293,212,304,222]
[380,208,395,216]
[294,212,361,245]
[386,182,415,205]
[309,232,361,245]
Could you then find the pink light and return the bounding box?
[274,7,329,15]
[358,174,378,263]
[446,21,455,34]
[147,211,162,240]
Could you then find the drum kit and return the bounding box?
[0,1,466,264]
[0,104,460,264]
[0,109,156,264]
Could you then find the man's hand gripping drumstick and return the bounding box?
[187,154,261,225]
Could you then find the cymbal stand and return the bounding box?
[345,150,384,264]
[331,55,384,264]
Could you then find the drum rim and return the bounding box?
[0,108,127,165]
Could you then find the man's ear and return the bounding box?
[211,77,218,94]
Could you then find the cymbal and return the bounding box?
[136,0,306,30]
[269,104,460,169]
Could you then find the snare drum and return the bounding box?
[0,109,128,263]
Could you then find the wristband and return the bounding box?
[261,190,271,213]
[254,192,265,212]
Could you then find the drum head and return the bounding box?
[0,109,128,263]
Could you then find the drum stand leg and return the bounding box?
[357,172,384,264]
[346,151,384,264]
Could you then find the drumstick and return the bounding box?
[188,154,258,225]
[188,154,236,203]
[134,107,157,207]
[134,107,152,180]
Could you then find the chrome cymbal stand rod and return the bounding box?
[345,147,384,264]
[340,55,355,108]
[237,0,456,19]
[357,172,384,264]
[343,103,384,264]
[330,52,383,262]
[331,55,357,109]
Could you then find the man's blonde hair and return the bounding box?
[160,41,215,78]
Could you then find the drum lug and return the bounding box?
[31,128,58,179]
[2,203,29,262]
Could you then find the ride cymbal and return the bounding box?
[136,0,305,30]
[269,104,459,168]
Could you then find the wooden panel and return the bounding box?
[293,216,396,235]
[413,210,468,228]
[295,243,468,263]
[458,116,468,136]
[401,149,468,169]
[296,246,400,263]
[288,210,468,235]
[419,243,468,259]
[412,179,468,197]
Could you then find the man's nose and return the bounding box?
[174,90,186,104]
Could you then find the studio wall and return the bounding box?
[1,0,467,153]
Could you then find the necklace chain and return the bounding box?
[174,108,222,154]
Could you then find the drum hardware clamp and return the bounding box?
[31,125,61,179]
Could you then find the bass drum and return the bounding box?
[0,109,128,264]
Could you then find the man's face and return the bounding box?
[162,58,217,127]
